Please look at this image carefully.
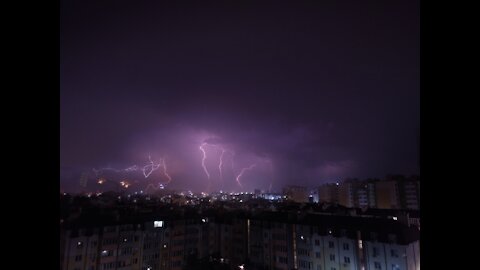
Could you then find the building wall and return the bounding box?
[284,186,309,203]
[338,184,353,208]
[318,184,339,204]
[376,181,400,209]
[63,233,97,270]
[62,217,419,270]
[400,182,420,210]
[406,241,420,270]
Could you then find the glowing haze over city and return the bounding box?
[60,0,419,193]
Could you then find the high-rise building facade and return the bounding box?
[61,211,420,270]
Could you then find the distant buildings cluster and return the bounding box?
[284,175,420,210]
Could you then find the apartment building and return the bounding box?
[61,211,419,270]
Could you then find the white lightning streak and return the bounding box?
[199,143,210,179]
[235,164,256,188]
[161,158,172,183]
[143,155,161,178]
[93,165,140,175]
[219,149,226,180]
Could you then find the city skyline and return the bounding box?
[61,0,420,193]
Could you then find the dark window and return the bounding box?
[390,249,399,258]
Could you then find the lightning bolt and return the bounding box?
[235,164,256,188]
[93,165,140,175]
[161,158,172,184]
[125,165,139,172]
[219,149,226,181]
[199,143,210,179]
[143,155,161,178]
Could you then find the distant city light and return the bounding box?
[393,216,398,220]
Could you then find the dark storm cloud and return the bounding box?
[61,0,419,192]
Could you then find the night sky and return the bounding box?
[60,0,420,193]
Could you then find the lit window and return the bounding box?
[393,216,398,221]
[154,221,164,228]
